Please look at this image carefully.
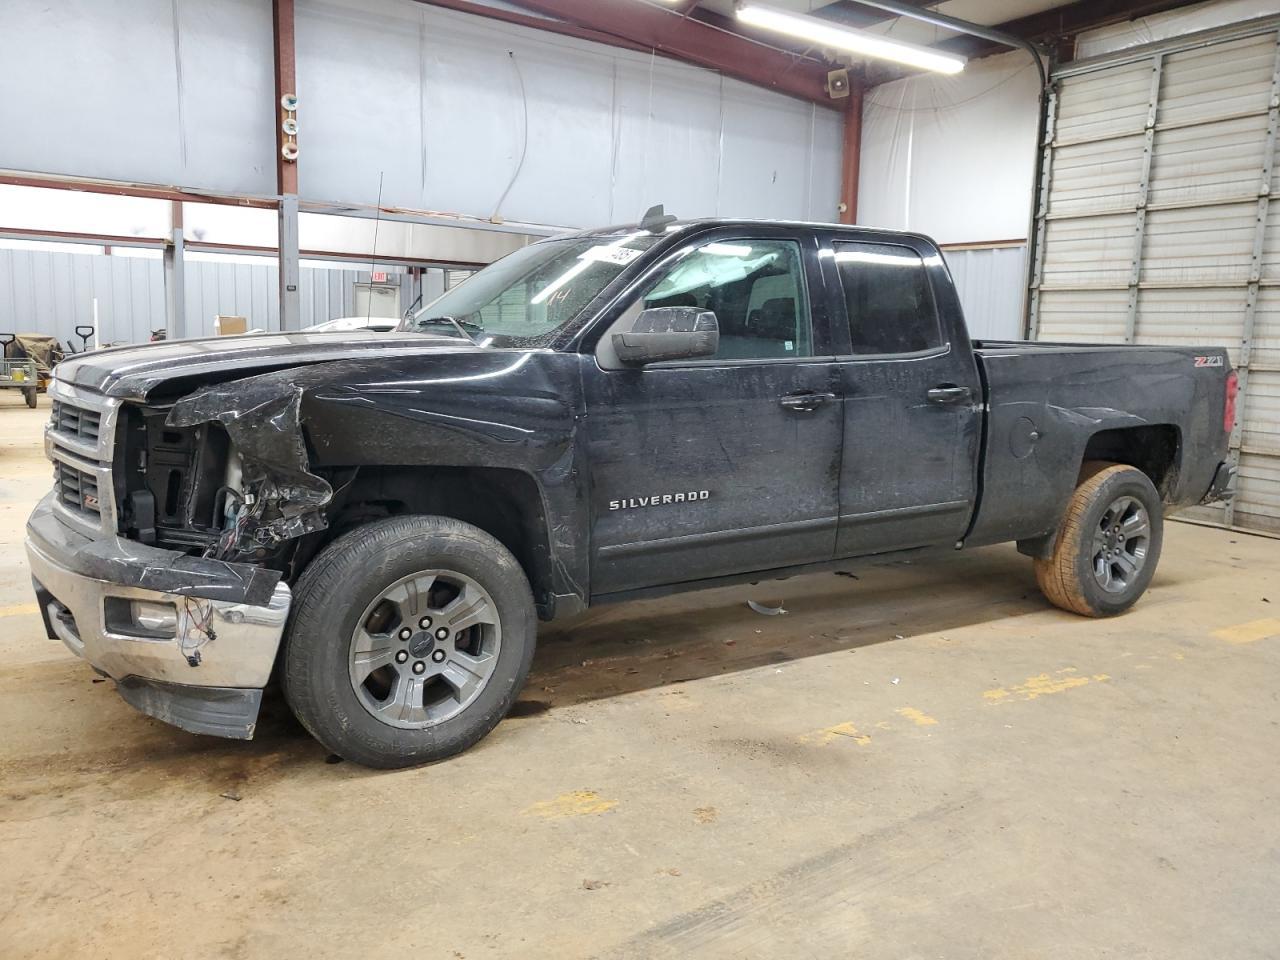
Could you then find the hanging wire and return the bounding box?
[490,51,529,222]
[367,170,384,323]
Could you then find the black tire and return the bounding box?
[23,386,37,408]
[282,515,536,768]
[1034,462,1164,617]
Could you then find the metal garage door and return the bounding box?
[1028,16,1280,533]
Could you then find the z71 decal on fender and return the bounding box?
[1194,355,1224,367]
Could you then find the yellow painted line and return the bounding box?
[897,707,939,727]
[984,668,1111,704]
[801,721,871,746]
[523,790,617,819]
[0,603,39,619]
[1213,618,1280,645]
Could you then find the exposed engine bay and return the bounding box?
[117,379,339,572]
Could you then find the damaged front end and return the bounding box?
[120,375,336,568]
[26,372,317,740]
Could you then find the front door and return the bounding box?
[583,229,843,597]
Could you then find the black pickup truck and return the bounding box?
[26,217,1237,767]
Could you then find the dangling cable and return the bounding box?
[490,51,529,223]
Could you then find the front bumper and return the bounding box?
[26,493,291,739]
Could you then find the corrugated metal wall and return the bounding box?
[1028,18,1280,533]
[0,248,381,345]
[0,0,843,230]
[942,245,1027,341]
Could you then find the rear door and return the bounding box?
[820,233,983,556]
[582,226,843,596]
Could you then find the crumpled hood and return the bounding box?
[56,330,479,400]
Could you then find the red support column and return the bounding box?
[273,0,298,198]
[273,0,300,330]
[839,83,863,225]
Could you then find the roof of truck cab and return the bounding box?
[550,219,942,249]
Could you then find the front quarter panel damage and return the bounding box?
[164,351,589,604]
[168,370,335,556]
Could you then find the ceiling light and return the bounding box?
[735,2,966,75]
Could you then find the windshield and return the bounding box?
[400,232,663,346]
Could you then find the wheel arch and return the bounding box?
[320,465,560,619]
[1016,431,1176,562]
[1080,424,1181,498]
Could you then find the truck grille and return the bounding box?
[50,399,102,445]
[45,380,120,538]
[54,461,103,521]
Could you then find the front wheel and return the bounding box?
[282,515,536,768]
[23,386,37,408]
[1034,462,1164,618]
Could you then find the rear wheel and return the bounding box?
[282,515,536,768]
[1034,463,1163,617]
[23,386,37,408]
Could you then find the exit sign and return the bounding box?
[371,271,388,283]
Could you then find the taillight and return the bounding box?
[1224,369,1238,434]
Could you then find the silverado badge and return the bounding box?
[609,490,710,511]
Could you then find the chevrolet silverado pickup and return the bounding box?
[26,216,1237,768]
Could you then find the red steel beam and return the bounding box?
[0,226,168,248]
[0,172,276,209]
[413,0,654,55]
[273,0,299,196]
[839,83,863,224]
[424,0,826,73]
[497,0,838,106]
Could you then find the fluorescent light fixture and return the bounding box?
[735,2,966,75]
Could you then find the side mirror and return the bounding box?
[612,307,719,365]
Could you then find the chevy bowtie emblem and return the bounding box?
[83,494,100,510]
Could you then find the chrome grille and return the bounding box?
[44,379,120,538]
[50,399,102,445]
[54,461,102,521]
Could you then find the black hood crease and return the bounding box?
[54,330,477,400]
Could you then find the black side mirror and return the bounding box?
[612,306,719,364]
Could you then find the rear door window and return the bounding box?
[833,242,943,356]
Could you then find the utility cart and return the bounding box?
[0,334,39,408]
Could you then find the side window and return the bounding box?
[636,239,812,360]
[833,242,943,356]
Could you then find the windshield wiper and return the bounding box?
[412,315,484,345]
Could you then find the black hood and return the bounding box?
[57,330,481,400]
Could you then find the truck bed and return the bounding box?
[966,339,1231,549]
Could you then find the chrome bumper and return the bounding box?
[26,493,291,738]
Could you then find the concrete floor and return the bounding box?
[1,391,1278,960]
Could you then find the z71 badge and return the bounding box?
[609,490,709,511]
[1194,355,1224,367]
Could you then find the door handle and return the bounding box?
[927,384,973,405]
[779,391,836,412]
